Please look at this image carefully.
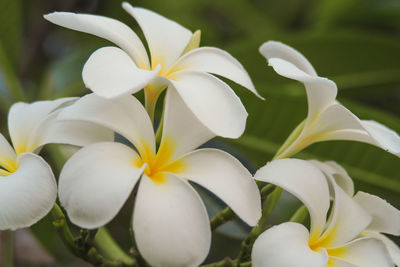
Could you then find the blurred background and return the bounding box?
[0,0,399,266]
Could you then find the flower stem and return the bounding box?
[273,119,306,160]
[200,258,251,267]
[289,205,308,223]
[2,231,14,267]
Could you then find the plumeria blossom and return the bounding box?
[310,160,400,266]
[44,2,262,138]
[252,158,393,267]
[0,98,112,230]
[56,91,261,266]
[259,41,400,158]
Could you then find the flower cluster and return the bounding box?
[1,2,399,267]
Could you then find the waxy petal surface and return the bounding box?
[59,142,143,229]
[133,174,210,267]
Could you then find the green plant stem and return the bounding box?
[95,227,136,266]
[155,116,163,145]
[289,205,308,223]
[200,258,251,267]
[2,231,14,267]
[51,204,135,266]
[273,119,306,159]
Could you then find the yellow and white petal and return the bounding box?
[353,191,400,235]
[328,258,357,267]
[255,159,330,237]
[363,231,400,266]
[251,222,329,267]
[82,47,160,98]
[177,148,261,226]
[174,47,262,98]
[123,3,192,72]
[59,142,144,229]
[309,160,354,196]
[43,12,149,68]
[58,94,156,157]
[259,41,317,76]
[133,174,210,267]
[321,182,371,247]
[0,133,17,172]
[0,153,56,230]
[8,98,76,154]
[161,88,215,161]
[330,237,393,267]
[168,71,247,138]
[259,43,337,120]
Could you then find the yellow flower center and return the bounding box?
[0,157,18,177]
[133,137,187,185]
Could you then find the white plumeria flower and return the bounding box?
[252,158,394,267]
[310,160,400,266]
[56,90,261,267]
[259,41,400,158]
[44,2,262,138]
[0,98,112,230]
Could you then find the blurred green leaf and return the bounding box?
[0,0,22,65]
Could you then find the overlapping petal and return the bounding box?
[133,174,210,267]
[174,47,262,98]
[255,159,330,237]
[122,2,192,72]
[0,133,17,173]
[82,47,160,98]
[251,222,328,267]
[168,71,248,138]
[176,148,261,226]
[59,142,144,229]
[363,231,400,266]
[353,191,400,235]
[43,12,149,68]
[0,153,56,230]
[57,94,156,156]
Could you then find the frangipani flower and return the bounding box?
[0,98,112,230]
[57,91,261,266]
[252,159,393,267]
[311,160,400,266]
[259,41,400,158]
[44,2,262,138]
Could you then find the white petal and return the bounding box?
[0,153,56,230]
[328,258,357,267]
[161,88,215,161]
[0,133,17,171]
[255,159,330,237]
[332,237,393,267]
[321,181,371,247]
[251,222,328,267]
[363,231,400,266]
[178,148,261,226]
[82,47,160,98]
[43,12,149,68]
[8,98,76,154]
[133,174,210,267]
[259,43,337,119]
[174,47,262,98]
[259,41,317,76]
[361,120,400,156]
[58,94,156,157]
[353,191,400,235]
[123,3,192,71]
[59,142,143,229]
[309,160,354,196]
[168,71,247,138]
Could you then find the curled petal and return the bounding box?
[354,191,400,235]
[174,47,262,98]
[123,3,192,71]
[59,142,143,229]
[43,12,149,68]
[168,71,247,138]
[255,159,330,237]
[178,148,261,226]
[133,174,210,267]
[0,153,56,230]
[58,94,156,157]
[252,222,328,267]
[363,231,400,266]
[361,120,400,156]
[161,88,215,161]
[83,47,160,98]
[0,133,17,171]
